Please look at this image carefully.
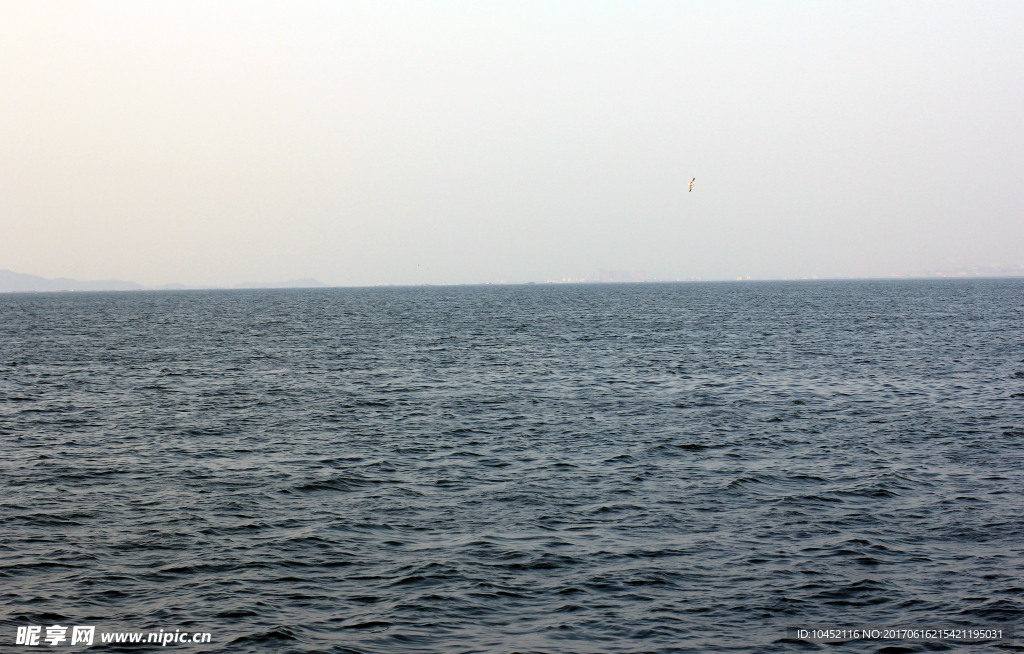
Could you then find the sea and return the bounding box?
[2,279,1023,653]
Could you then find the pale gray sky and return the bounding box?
[2,1,1022,286]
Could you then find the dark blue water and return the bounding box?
[2,280,1023,652]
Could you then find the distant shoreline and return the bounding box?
[2,270,1022,294]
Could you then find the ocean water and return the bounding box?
[1,279,1023,653]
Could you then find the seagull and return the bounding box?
[688,178,695,192]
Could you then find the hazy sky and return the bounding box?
[2,1,1022,286]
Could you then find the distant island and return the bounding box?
[0,269,326,293]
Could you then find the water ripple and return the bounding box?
[2,280,1022,652]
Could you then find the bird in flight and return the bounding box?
[688,178,695,192]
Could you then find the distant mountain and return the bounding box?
[0,269,144,292]
[0,269,329,293]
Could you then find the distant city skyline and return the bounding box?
[2,2,1022,287]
